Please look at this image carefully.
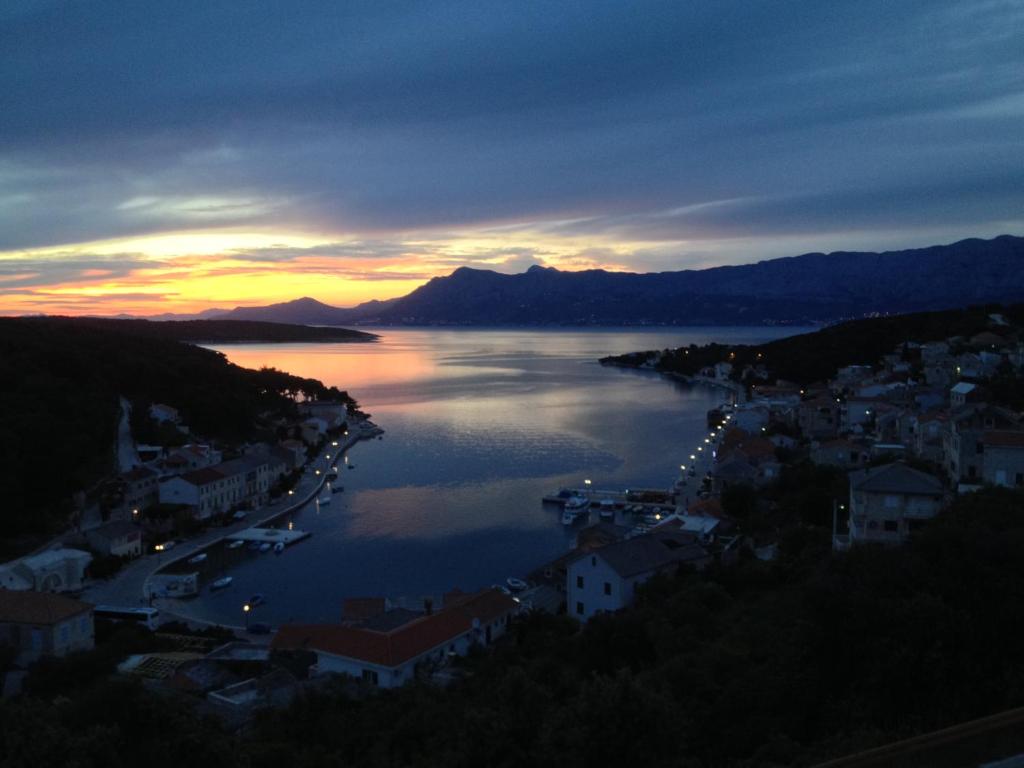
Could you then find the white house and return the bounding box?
[0,548,93,593]
[271,589,518,688]
[566,532,710,622]
[981,431,1024,488]
[836,463,944,550]
[0,591,94,666]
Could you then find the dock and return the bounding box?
[543,487,676,507]
[228,527,310,547]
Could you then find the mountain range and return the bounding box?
[149,234,1024,326]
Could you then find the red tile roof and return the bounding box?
[0,590,92,625]
[342,597,387,622]
[983,431,1024,448]
[273,589,517,668]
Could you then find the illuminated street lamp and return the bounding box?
[243,603,251,629]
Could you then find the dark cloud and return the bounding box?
[0,0,1022,265]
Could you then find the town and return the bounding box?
[4,307,1024,748]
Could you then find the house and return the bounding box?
[797,396,842,440]
[944,404,1021,483]
[912,411,948,463]
[272,588,518,688]
[950,382,983,408]
[837,463,944,550]
[300,418,329,444]
[160,467,237,519]
[0,591,94,666]
[85,520,143,559]
[162,444,222,474]
[0,548,92,592]
[981,431,1024,488]
[159,455,272,519]
[811,438,868,469]
[279,439,307,469]
[566,532,710,621]
[120,466,159,513]
[215,456,273,508]
[298,400,350,429]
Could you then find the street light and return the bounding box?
[243,603,251,629]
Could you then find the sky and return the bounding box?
[1,0,1022,315]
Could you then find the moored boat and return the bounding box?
[188,553,207,564]
[259,542,272,553]
[506,577,528,591]
[273,541,285,554]
[210,576,233,590]
[226,540,244,550]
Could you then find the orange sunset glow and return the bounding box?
[0,228,658,316]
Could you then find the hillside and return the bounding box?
[604,303,1024,385]
[0,317,358,546]
[72,317,377,343]
[192,234,1024,327]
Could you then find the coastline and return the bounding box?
[145,420,383,629]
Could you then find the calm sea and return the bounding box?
[179,326,808,625]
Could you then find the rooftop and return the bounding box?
[982,430,1024,448]
[273,588,517,668]
[577,531,708,579]
[850,462,944,496]
[0,590,92,625]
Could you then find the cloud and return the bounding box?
[0,0,1021,299]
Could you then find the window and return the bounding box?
[576,602,584,615]
[976,442,984,455]
[603,582,612,596]
[883,520,898,532]
[968,465,977,478]
[361,669,379,685]
[884,495,899,508]
[591,556,596,567]
[576,575,584,589]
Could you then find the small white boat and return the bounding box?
[506,577,528,591]
[564,495,589,512]
[259,542,272,553]
[273,541,285,554]
[318,493,331,505]
[188,553,207,564]
[210,576,233,590]
[226,540,244,550]
[598,500,615,520]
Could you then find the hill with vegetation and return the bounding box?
[603,302,1024,387]
[0,317,358,549]
[68,317,377,343]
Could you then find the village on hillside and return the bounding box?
[3,312,1024,724]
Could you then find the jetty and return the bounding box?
[228,527,310,547]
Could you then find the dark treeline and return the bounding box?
[3,488,1024,767]
[604,303,1024,385]
[0,317,356,546]
[38,316,377,344]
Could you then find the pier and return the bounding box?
[228,527,311,547]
